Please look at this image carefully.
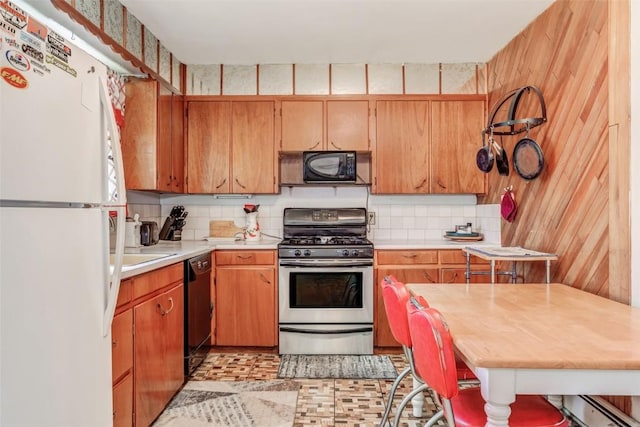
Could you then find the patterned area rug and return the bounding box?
[152,380,299,427]
[277,354,398,379]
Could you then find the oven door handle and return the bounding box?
[279,326,373,334]
[279,260,373,268]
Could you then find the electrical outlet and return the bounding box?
[368,212,376,225]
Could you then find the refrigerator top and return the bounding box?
[0,27,121,205]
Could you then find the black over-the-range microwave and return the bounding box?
[302,151,357,183]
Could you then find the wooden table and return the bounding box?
[406,283,640,427]
[463,246,558,283]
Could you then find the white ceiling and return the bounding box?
[119,0,555,66]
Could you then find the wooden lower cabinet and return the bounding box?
[374,249,497,347]
[113,375,133,427]
[134,283,184,427]
[110,262,186,427]
[215,250,277,347]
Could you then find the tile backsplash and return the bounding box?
[128,188,501,244]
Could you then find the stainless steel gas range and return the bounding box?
[278,208,374,355]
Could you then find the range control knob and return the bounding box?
[294,249,302,257]
[351,249,360,256]
[303,249,312,256]
[341,249,350,256]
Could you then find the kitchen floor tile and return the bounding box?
[182,350,579,427]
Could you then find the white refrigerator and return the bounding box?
[0,7,127,426]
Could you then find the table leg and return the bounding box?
[491,260,496,284]
[511,261,517,284]
[547,394,563,409]
[484,400,512,427]
[465,251,471,284]
[480,369,516,427]
[411,376,424,417]
[546,260,551,283]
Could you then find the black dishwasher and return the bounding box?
[184,252,212,376]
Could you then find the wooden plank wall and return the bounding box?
[480,0,632,414]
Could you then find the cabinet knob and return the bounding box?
[215,178,227,189]
[414,178,427,190]
[308,141,320,150]
[330,141,342,150]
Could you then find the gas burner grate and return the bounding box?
[281,236,372,246]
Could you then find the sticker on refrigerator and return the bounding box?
[0,0,27,30]
[5,49,29,71]
[1,66,28,88]
[20,31,41,49]
[4,36,17,48]
[0,19,15,36]
[21,43,43,63]
[46,54,76,77]
[26,16,46,41]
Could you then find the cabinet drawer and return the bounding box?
[215,250,275,265]
[113,374,133,427]
[438,250,486,265]
[377,250,438,265]
[112,310,133,383]
[132,263,183,299]
[116,279,132,308]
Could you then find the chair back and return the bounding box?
[407,301,460,399]
[380,276,414,347]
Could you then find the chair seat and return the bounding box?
[452,387,568,427]
[455,360,477,381]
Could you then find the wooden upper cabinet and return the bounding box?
[186,100,276,194]
[281,100,323,151]
[122,78,157,190]
[122,78,184,192]
[186,101,231,193]
[431,100,485,194]
[280,99,369,151]
[326,100,369,151]
[375,100,430,193]
[231,101,276,193]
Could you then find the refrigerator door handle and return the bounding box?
[98,77,127,337]
[98,77,126,206]
[103,206,125,336]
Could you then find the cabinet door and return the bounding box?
[375,100,430,193]
[186,101,231,193]
[431,100,485,193]
[231,101,276,193]
[326,100,369,151]
[216,267,276,346]
[113,375,133,427]
[281,100,323,151]
[122,79,158,190]
[134,284,184,427]
[375,267,440,347]
[171,95,185,192]
[111,310,132,383]
[157,88,173,192]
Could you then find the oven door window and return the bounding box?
[289,272,363,308]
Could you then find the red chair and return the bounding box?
[381,276,476,426]
[400,298,569,427]
[379,276,435,427]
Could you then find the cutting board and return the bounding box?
[209,220,245,238]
